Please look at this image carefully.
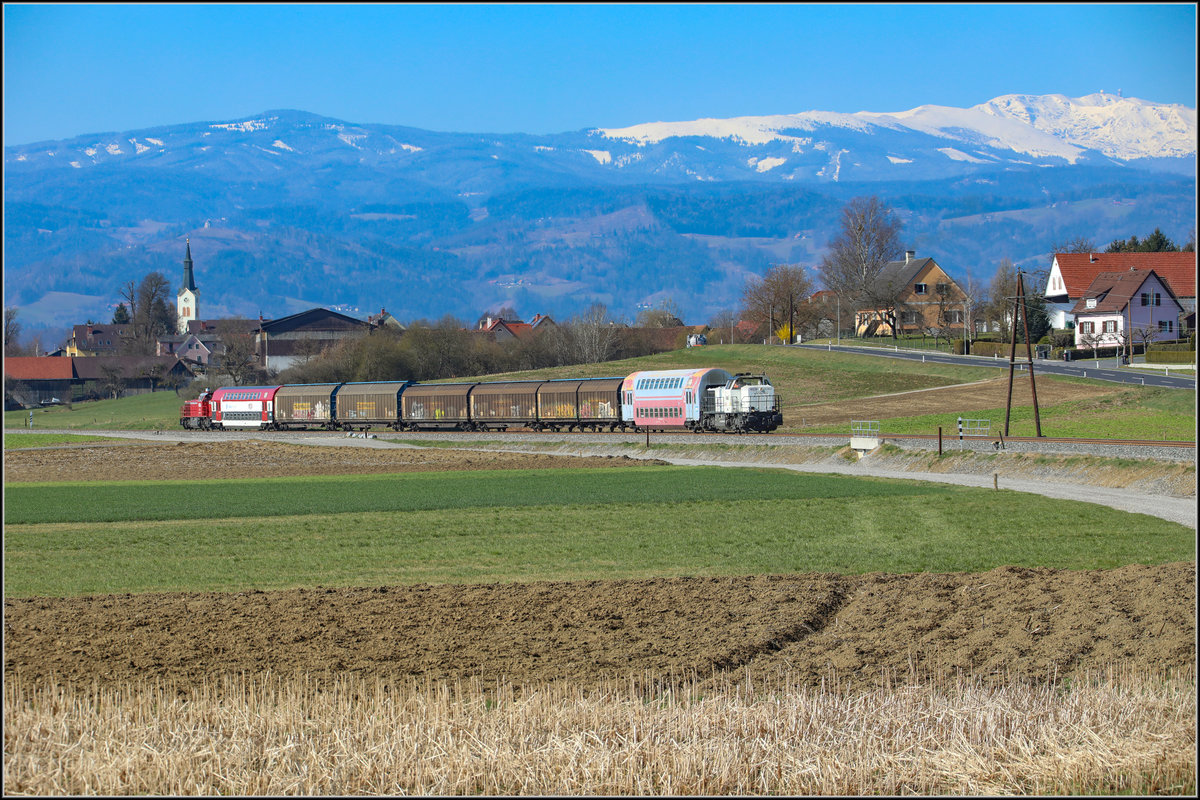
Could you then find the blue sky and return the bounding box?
[3,3,1196,145]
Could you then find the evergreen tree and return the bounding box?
[112,302,131,325]
[1104,227,1181,253]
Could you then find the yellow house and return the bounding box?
[854,251,967,336]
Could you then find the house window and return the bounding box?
[1159,320,1175,334]
[1102,320,1118,333]
[1139,292,1162,307]
[1079,321,1095,334]
[914,283,927,295]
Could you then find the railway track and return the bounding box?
[432,427,1197,450]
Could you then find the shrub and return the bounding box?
[1146,350,1196,365]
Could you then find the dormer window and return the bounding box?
[1085,298,1097,309]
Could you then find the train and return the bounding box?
[180,367,783,434]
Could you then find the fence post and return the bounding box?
[957,417,963,440]
[938,426,943,456]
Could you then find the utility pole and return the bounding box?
[836,294,841,344]
[1004,270,1042,437]
[788,293,795,345]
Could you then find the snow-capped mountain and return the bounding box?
[3,94,1195,336]
[976,93,1197,160]
[6,93,1195,185]
[595,92,1196,165]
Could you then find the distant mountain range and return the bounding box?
[3,92,1195,339]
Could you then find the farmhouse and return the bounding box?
[854,251,968,337]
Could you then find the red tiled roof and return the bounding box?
[1054,252,1195,299]
[3,356,75,380]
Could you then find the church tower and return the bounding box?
[177,239,198,334]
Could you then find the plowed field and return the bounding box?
[4,441,1195,692]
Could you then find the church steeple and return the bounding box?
[181,238,197,293]
[177,238,199,333]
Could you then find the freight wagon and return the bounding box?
[273,383,341,430]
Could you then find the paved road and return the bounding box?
[801,343,1196,389]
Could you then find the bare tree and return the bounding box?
[120,272,177,354]
[1130,322,1159,354]
[986,259,1019,343]
[817,197,904,335]
[570,303,620,364]
[99,363,126,400]
[708,309,737,344]
[923,283,955,348]
[741,264,814,344]
[1050,235,1097,256]
[215,319,261,386]
[636,297,684,328]
[958,266,984,346]
[4,307,21,356]
[1077,325,1104,359]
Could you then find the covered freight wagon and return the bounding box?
[334,381,409,430]
[400,382,474,430]
[469,380,543,430]
[274,383,340,430]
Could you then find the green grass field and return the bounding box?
[5,466,1191,597]
[4,433,128,449]
[801,383,1197,440]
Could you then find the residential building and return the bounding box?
[1070,269,1185,351]
[854,251,967,336]
[478,317,535,342]
[477,313,557,342]
[1045,251,1196,329]
[157,333,223,367]
[64,323,133,356]
[367,308,406,332]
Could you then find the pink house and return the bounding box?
[1070,269,1184,350]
